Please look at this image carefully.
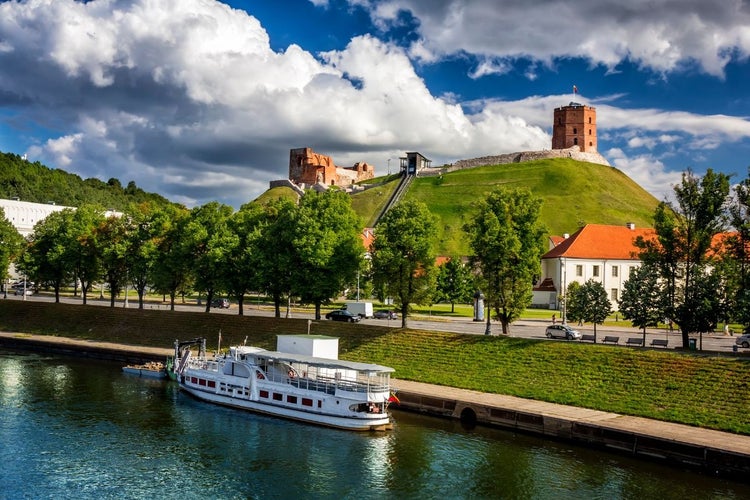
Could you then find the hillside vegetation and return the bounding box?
[351,159,660,256]
[0,151,172,209]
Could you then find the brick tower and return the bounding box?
[552,103,597,152]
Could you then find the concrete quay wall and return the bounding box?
[2,332,749,480]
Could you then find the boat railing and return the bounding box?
[289,374,388,396]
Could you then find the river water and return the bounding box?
[1,350,748,499]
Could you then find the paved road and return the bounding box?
[6,292,745,354]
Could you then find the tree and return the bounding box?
[20,209,74,302]
[0,208,23,293]
[619,264,664,343]
[183,202,235,313]
[151,205,193,310]
[98,215,130,307]
[371,200,437,328]
[564,281,584,326]
[65,205,105,305]
[435,257,474,313]
[256,198,298,318]
[573,279,612,341]
[725,168,750,332]
[464,187,545,335]
[124,203,163,309]
[635,169,730,348]
[222,202,266,315]
[292,190,364,320]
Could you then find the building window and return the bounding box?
[611,289,618,301]
[593,265,600,277]
[573,128,577,134]
[612,266,618,277]
[629,266,637,276]
[576,265,583,276]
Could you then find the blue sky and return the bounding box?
[1,0,750,208]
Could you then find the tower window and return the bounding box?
[574,138,578,145]
[588,117,592,124]
[573,128,577,134]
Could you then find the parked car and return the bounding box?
[735,334,750,348]
[210,298,230,309]
[545,324,582,340]
[325,309,361,323]
[374,309,398,320]
[14,288,33,296]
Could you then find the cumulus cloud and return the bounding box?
[606,148,681,201]
[352,0,750,77]
[0,0,551,207]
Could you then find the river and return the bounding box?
[1,350,748,499]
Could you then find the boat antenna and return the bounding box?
[217,329,222,354]
[243,336,248,346]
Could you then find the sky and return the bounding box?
[1,0,750,209]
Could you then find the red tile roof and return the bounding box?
[543,224,655,260]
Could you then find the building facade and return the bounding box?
[552,103,597,152]
[288,147,374,188]
[533,223,654,313]
[0,198,71,237]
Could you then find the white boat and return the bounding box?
[172,335,396,431]
[122,361,167,379]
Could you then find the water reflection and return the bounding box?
[1,350,748,499]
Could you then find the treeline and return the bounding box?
[0,151,171,209]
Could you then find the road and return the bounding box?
[5,292,744,354]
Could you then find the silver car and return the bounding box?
[545,324,582,340]
[735,334,750,348]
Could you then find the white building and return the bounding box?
[532,223,654,312]
[0,198,72,237]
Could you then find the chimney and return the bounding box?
[626,222,635,230]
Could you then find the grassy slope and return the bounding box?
[351,159,660,256]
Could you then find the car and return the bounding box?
[545,324,582,340]
[14,288,33,296]
[325,309,361,322]
[374,309,398,320]
[210,298,229,309]
[735,334,750,348]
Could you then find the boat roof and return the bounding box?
[254,350,395,374]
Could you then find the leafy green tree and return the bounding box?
[98,215,130,307]
[371,200,437,328]
[223,202,265,315]
[123,203,163,309]
[619,264,664,342]
[292,190,364,320]
[183,202,235,313]
[464,187,545,335]
[0,207,24,292]
[256,198,298,318]
[635,169,730,348]
[725,168,750,332]
[20,209,73,302]
[152,205,193,310]
[564,281,584,326]
[66,205,105,304]
[574,279,612,341]
[435,257,474,313]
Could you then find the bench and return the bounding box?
[626,337,644,347]
[602,336,620,345]
[580,334,596,342]
[650,339,669,348]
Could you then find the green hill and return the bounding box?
[351,158,660,256]
[0,151,173,209]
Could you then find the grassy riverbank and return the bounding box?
[1,300,749,434]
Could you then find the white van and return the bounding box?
[344,301,373,319]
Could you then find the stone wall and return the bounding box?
[446,146,610,173]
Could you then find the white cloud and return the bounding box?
[606,148,681,201]
[352,0,750,78]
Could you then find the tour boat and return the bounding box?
[171,335,396,431]
[122,361,167,379]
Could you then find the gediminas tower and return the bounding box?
[552,102,597,152]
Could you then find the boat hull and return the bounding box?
[178,382,392,431]
[122,366,167,379]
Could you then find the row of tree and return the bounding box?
[0,185,548,331]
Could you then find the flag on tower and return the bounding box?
[573,85,578,94]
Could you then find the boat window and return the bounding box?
[259,390,269,399]
[223,362,251,378]
[287,395,297,404]
[302,398,313,407]
[273,393,283,401]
